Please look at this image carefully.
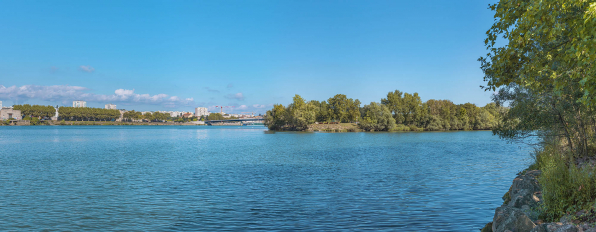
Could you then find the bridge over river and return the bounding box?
[205,118,265,126]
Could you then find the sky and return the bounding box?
[0,0,498,114]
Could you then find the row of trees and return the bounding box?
[13,104,56,118]
[265,91,505,131]
[122,111,170,122]
[122,110,197,122]
[58,107,121,121]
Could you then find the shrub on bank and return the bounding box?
[23,116,45,125]
[391,124,410,131]
[534,145,596,221]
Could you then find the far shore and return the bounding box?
[272,123,493,133]
[1,120,205,126]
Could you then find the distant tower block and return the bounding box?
[73,100,86,108]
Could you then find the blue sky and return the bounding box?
[0,0,497,114]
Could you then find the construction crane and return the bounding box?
[215,106,235,115]
[241,112,255,117]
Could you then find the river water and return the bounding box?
[0,126,533,231]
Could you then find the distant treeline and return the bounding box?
[9,105,200,122]
[58,107,121,121]
[122,110,172,122]
[265,90,506,131]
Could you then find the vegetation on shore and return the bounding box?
[480,0,596,222]
[9,105,204,123]
[264,91,506,132]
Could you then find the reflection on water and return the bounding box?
[0,126,533,231]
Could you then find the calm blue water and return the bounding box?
[0,126,533,231]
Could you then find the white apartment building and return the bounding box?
[0,101,2,109]
[195,107,209,117]
[105,104,117,110]
[73,100,86,108]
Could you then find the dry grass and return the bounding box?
[308,123,361,132]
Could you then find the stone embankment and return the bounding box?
[484,170,596,232]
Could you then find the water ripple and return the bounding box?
[0,126,533,231]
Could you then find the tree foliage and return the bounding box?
[206,113,225,121]
[327,94,361,123]
[480,0,596,104]
[123,110,144,121]
[58,107,121,121]
[265,104,288,130]
[359,102,396,131]
[481,0,596,156]
[13,104,55,118]
[265,94,318,130]
[265,91,504,131]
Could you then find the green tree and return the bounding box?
[347,99,361,122]
[402,92,424,125]
[480,0,596,104]
[359,102,396,131]
[381,90,405,123]
[206,113,225,121]
[327,94,349,122]
[314,100,331,123]
[143,112,153,121]
[264,104,288,130]
[288,95,316,130]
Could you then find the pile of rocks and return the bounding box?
[485,170,596,232]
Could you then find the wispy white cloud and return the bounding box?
[204,87,219,93]
[79,65,95,73]
[252,104,266,108]
[0,85,194,108]
[225,92,244,101]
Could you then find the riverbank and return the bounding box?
[274,122,491,132]
[307,123,361,132]
[485,166,596,232]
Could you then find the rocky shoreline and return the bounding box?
[484,170,596,232]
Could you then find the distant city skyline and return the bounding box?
[0,0,497,113]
